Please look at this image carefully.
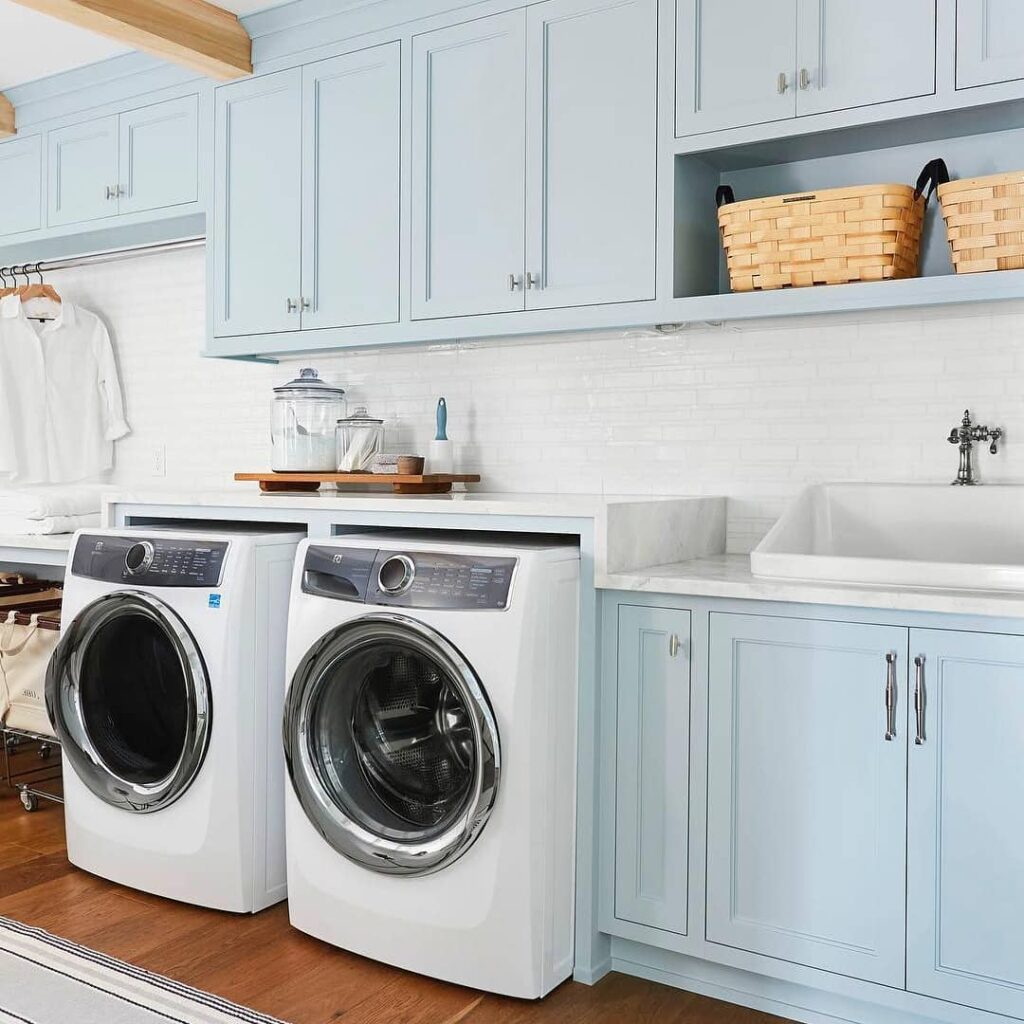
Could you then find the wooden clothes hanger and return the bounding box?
[15,264,61,321]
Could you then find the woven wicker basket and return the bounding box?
[715,168,938,292]
[937,170,1024,274]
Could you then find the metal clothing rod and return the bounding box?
[0,237,205,276]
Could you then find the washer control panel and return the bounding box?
[72,535,228,587]
[302,546,517,610]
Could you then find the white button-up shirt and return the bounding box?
[0,295,129,484]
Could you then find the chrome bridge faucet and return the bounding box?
[947,409,1003,486]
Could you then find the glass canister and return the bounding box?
[271,369,347,472]
[336,407,385,472]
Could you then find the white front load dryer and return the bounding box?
[46,528,302,913]
[283,533,580,998]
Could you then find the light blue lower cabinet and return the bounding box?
[907,628,1024,1020]
[612,604,691,935]
[706,612,909,987]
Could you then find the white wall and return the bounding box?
[50,246,1024,553]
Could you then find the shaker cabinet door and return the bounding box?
[956,0,1024,88]
[613,605,691,936]
[47,115,119,227]
[213,70,303,338]
[0,135,42,238]
[707,613,908,987]
[411,11,528,320]
[676,0,797,137]
[301,42,401,331]
[525,0,657,310]
[907,629,1024,1019]
[795,0,935,116]
[118,95,199,216]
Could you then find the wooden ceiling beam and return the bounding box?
[0,95,15,137]
[9,0,252,81]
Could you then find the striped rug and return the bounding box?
[0,917,286,1024]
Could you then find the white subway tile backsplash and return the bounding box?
[40,247,1024,552]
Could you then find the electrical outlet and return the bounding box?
[150,444,166,478]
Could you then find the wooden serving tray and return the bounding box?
[235,472,480,495]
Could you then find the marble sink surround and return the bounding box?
[600,553,1024,619]
[101,489,727,579]
[752,483,1024,592]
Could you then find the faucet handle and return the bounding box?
[989,427,1004,455]
[948,428,960,445]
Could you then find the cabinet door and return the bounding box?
[907,629,1024,1019]
[0,135,42,237]
[957,0,1024,88]
[707,614,908,986]
[47,115,119,227]
[213,70,303,338]
[676,0,797,137]
[614,605,691,935]
[302,43,401,331]
[118,95,199,216]
[525,0,656,309]
[411,11,527,320]
[795,0,935,116]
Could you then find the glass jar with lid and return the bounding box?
[271,369,347,472]
[336,407,385,472]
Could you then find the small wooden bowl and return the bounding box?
[396,455,425,475]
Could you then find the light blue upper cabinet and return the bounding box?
[613,605,691,936]
[117,95,199,216]
[956,0,1024,88]
[906,628,1024,1019]
[213,70,303,338]
[0,135,42,238]
[525,0,657,309]
[676,0,797,137]
[707,613,908,986]
[47,114,119,227]
[795,0,935,116]
[411,11,528,320]
[301,43,401,331]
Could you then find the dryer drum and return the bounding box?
[45,592,212,814]
[284,613,500,876]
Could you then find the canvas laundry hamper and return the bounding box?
[0,613,59,738]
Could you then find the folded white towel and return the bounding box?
[0,485,111,519]
[0,513,100,536]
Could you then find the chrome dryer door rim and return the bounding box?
[45,591,212,814]
[284,612,500,876]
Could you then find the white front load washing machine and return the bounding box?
[283,533,580,998]
[46,528,302,913]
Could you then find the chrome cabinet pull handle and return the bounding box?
[287,298,299,314]
[301,298,311,312]
[526,272,540,290]
[884,651,898,741]
[669,634,680,659]
[508,274,523,292]
[914,655,926,745]
[799,68,811,90]
[777,72,789,94]
[105,185,115,200]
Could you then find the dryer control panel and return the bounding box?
[302,546,517,610]
[72,535,228,587]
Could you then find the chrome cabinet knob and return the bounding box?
[777,72,790,94]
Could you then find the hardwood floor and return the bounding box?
[0,780,787,1024]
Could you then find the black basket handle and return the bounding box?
[914,158,950,204]
[716,185,736,208]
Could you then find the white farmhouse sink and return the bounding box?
[751,484,1024,592]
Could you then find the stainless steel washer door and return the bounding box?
[45,592,212,814]
[284,613,500,876]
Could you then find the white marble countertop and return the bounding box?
[600,553,1024,619]
[104,488,728,578]
[0,534,73,552]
